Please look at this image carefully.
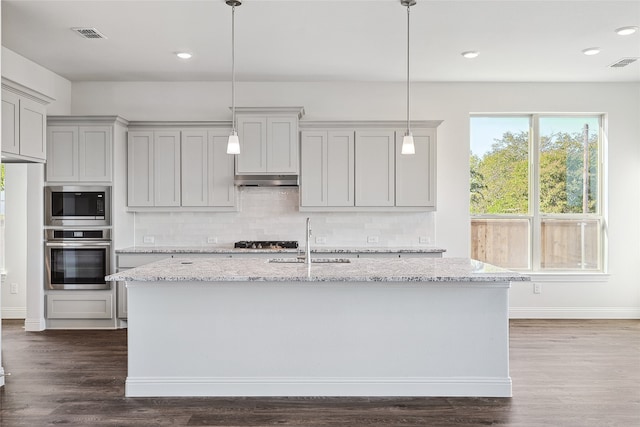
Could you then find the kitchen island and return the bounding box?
[107,257,528,398]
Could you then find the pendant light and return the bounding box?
[226,0,241,155]
[401,0,416,155]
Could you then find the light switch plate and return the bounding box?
[419,236,431,244]
[143,235,155,244]
[315,236,327,244]
[367,236,379,244]
[207,237,218,244]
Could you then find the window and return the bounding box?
[470,115,604,272]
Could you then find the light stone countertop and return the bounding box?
[115,246,446,254]
[106,256,528,283]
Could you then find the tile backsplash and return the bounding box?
[133,187,436,247]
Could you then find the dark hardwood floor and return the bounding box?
[0,319,638,426]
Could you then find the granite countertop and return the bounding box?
[115,246,446,254]
[106,256,528,283]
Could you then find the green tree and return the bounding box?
[471,131,529,214]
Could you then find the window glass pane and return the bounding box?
[539,117,599,214]
[540,218,601,270]
[471,218,530,269]
[470,117,530,214]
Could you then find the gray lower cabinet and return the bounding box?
[45,290,118,329]
[116,254,172,319]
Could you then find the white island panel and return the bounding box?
[125,277,512,397]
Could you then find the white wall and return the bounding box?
[71,81,640,318]
[1,47,71,115]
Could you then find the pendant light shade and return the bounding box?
[226,0,242,155]
[401,0,416,155]
[402,131,415,155]
[227,130,240,154]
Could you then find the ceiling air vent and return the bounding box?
[71,27,108,39]
[609,57,638,68]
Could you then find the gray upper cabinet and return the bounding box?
[299,121,441,211]
[127,130,180,207]
[300,130,355,207]
[235,107,304,175]
[2,84,49,163]
[46,123,112,183]
[355,130,396,207]
[181,130,235,207]
[127,125,236,210]
[395,128,436,208]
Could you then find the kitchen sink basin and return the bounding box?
[268,258,351,264]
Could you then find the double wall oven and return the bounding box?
[44,186,112,290]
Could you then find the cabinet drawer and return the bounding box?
[46,293,113,319]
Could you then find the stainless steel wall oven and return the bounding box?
[45,229,112,290]
[45,186,111,227]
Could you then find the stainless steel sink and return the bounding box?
[268,258,351,264]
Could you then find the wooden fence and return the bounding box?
[471,218,600,270]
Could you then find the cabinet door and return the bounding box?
[127,131,154,207]
[153,131,181,207]
[327,131,355,206]
[1,90,20,154]
[209,130,236,207]
[355,131,395,206]
[181,130,209,207]
[47,126,79,182]
[19,97,46,159]
[236,116,267,174]
[300,131,327,206]
[267,116,298,173]
[79,126,112,182]
[396,129,436,208]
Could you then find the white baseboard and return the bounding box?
[1,307,26,319]
[125,376,512,398]
[24,317,46,331]
[510,307,640,319]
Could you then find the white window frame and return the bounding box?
[470,113,608,275]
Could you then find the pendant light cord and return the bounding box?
[231,5,236,133]
[406,4,411,134]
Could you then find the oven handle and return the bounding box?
[45,241,112,248]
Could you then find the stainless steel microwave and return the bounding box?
[45,186,111,227]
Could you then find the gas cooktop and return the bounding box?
[234,241,299,250]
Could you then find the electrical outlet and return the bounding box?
[367,236,379,244]
[419,236,432,244]
[315,236,327,244]
[207,237,218,244]
[533,283,542,294]
[143,235,155,244]
[10,283,18,294]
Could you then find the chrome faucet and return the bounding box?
[305,217,312,265]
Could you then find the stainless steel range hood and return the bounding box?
[234,174,299,187]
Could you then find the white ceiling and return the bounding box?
[2,0,640,83]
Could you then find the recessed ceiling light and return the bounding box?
[615,26,638,36]
[176,52,192,59]
[582,47,601,56]
[461,51,479,59]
